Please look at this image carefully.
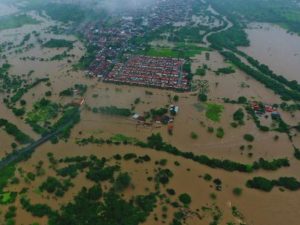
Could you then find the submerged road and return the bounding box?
[0,108,80,171]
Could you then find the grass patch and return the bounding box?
[205,103,224,122]
[0,14,40,31]
[26,99,60,123]
[0,192,17,204]
[0,164,15,192]
[43,39,74,49]
[110,134,139,144]
[141,43,209,58]
[143,47,179,58]
[26,98,60,134]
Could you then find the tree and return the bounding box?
[233,108,244,122]
[114,173,131,192]
[246,177,273,192]
[147,133,164,149]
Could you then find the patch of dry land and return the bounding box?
[1,5,300,225]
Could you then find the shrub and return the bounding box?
[198,94,207,102]
[232,187,243,196]
[114,172,131,192]
[243,134,254,142]
[178,193,191,205]
[216,127,224,138]
[233,108,244,122]
[173,95,179,102]
[203,173,212,181]
[190,132,198,140]
[207,127,214,133]
[246,177,273,192]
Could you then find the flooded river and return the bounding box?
[240,23,300,82]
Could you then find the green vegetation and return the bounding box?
[74,45,99,70]
[195,66,206,76]
[0,14,39,31]
[0,119,32,144]
[208,24,249,50]
[233,108,245,124]
[190,132,198,140]
[20,153,157,225]
[40,177,73,197]
[216,66,235,75]
[232,187,243,196]
[59,84,87,97]
[205,103,224,122]
[216,127,225,138]
[209,0,300,35]
[247,176,300,192]
[26,98,60,135]
[198,93,207,102]
[42,3,86,23]
[114,172,131,192]
[76,133,290,173]
[43,39,74,49]
[51,106,81,140]
[243,134,254,142]
[10,78,49,104]
[178,193,191,205]
[294,148,300,160]
[140,133,289,173]
[220,51,300,101]
[142,47,180,58]
[142,44,208,58]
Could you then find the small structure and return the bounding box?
[169,105,179,115]
[271,111,281,120]
[168,123,174,135]
[71,98,85,107]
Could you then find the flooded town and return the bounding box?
[0,0,300,225]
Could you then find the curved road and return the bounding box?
[202,4,233,46]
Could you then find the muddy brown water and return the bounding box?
[240,23,300,82]
[5,143,300,225]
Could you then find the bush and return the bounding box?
[203,173,212,181]
[178,193,191,205]
[243,134,254,142]
[198,94,207,102]
[114,172,131,192]
[216,127,224,138]
[238,96,247,104]
[207,127,214,133]
[246,177,273,192]
[173,95,179,102]
[232,187,243,196]
[190,132,198,140]
[233,108,244,122]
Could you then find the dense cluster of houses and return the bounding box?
[251,101,281,119]
[80,0,194,80]
[104,56,189,91]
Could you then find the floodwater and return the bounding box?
[240,23,300,82]
[0,12,85,155]
[7,141,300,225]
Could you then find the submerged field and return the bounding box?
[0,1,300,225]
